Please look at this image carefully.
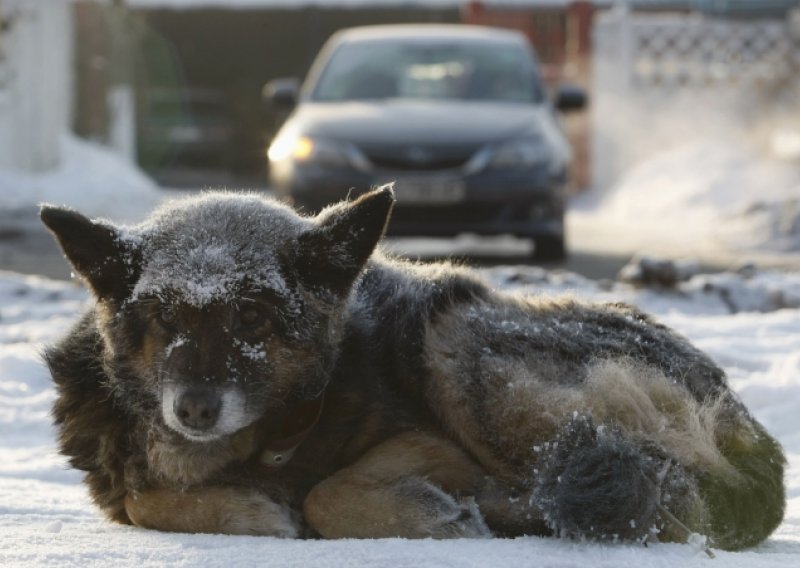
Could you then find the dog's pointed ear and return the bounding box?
[40,205,140,300]
[295,186,395,293]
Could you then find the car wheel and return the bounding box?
[532,235,566,262]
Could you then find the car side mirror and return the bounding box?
[554,85,587,113]
[263,78,300,108]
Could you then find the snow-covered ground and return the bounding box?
[1,266,800,567]
[0,134,162,229]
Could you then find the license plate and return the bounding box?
[389,177,466,204]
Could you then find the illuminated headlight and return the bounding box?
[487,138,552,169]
[268,135,368,170]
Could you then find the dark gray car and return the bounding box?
[266,24,584,260]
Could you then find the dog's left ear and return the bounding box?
[295,185,395,293]
[40,205,140,301]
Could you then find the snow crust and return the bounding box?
[2,267,800,566]
[575,137,800,254]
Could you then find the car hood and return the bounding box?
[285,100,560,147]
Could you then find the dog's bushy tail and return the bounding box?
[696,419,785,550]
[533,413,785,550]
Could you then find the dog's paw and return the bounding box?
[305,474,492,539]
[397,479,491,539]
[125,486,301,537]
[430,497,492,539]
[220,490,301,538]
[532,415,660,542]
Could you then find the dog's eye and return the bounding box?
[158,309,177,327]
[239,307,265,328]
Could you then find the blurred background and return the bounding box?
[1,0,800,281]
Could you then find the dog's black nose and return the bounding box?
[173,388,222,430]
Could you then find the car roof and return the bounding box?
[331,24,529,47]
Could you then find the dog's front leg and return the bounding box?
[124,486,300,537]
[304,431,491,539]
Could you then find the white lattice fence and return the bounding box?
[591,5,800,190]
[632,17,793,88]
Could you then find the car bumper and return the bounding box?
[271,163,566,239]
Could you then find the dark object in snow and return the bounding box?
[737,262,758,279]
[39,188,785,550]
[618,255,698,289]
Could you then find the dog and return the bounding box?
[40,187,785,550]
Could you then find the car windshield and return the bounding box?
[311,38,546,104]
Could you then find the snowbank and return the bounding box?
[573,136,800,255]
[0,134,163,225]
[1,267,799,566]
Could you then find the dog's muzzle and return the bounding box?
[161,382,250,442]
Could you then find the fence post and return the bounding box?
[0,0,71,173]
[591,2,633,191]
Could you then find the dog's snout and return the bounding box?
[173,388,222,430]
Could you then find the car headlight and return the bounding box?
[268,135,368,170]
[487,138,552,169]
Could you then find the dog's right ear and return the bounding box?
[40,206,140,300]
[293,186,395,294]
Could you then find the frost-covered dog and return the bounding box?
[41,188,784,549]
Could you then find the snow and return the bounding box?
[0,134,162,226]
[571,136,800,255]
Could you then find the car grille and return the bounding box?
[361,145,476,172]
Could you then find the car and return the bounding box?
[265,24,585,260]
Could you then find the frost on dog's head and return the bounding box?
[132,187,394,305]
[130,193,305,307]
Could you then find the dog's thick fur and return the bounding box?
[41,188,785,550]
